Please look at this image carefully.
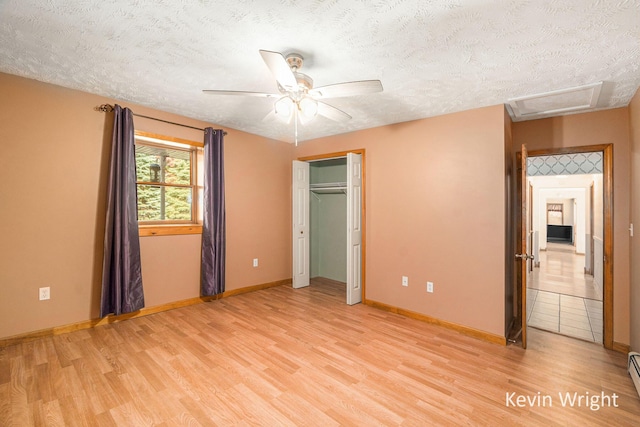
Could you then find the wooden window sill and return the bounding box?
[139,225,203,237]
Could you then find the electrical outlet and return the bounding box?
[402,276,408,287]
[39,287,50,300]
[427,282,434,293]
[253,258,259,267]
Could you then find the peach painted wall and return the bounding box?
[294,105,508,337]
[0,72,292,339]
[513,108,631,345]
[630,89,640,352]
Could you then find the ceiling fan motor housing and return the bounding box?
[284,53,313,93]
[294,72,313,93]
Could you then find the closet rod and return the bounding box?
[310,182,346,188]
[96,104,227,135]
[310,188,347,194]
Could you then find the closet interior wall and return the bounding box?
[310,158,347,283]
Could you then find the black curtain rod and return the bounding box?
[96,104,227,135]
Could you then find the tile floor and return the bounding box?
[526,242,603,343]
[527,288,603,343]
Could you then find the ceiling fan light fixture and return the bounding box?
[274,96,294,118]
[299,97,318,118]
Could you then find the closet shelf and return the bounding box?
[310,182,347,194]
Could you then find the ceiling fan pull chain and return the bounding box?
[294,106,299,146]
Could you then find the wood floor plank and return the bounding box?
[178,393,240,426]
[32,363,54,404]
[0,350,10,386]
[107,401,155,427]
[2,278,639,425]
[269,390,340,427]
[176,396,219,427]
[40,399,66,427]
[51,335,81,368]
[58,394,99,427]
[289,370,383,426]
[0,382,11,426]
[10,356,30,426]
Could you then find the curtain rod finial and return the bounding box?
[96,104,114,113]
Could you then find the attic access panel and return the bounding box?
[508,82,603,120]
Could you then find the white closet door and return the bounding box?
[292,160,310,288]
[346,153,362,305]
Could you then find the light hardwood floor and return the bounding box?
[1,278,639,426]
[528,243,601,300]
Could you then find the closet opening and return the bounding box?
[292,150,365,305]
[310,158,348,296]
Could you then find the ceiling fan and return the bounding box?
[203,50,383,142]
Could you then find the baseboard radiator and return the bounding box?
[629,352,640,398]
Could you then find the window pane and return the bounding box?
[135,144,191,185]
[137,185,192,221]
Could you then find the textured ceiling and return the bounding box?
[1,0,639,143]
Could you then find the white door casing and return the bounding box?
[292,160,310,289]
[292,154,363,304]
[346,153,363,305]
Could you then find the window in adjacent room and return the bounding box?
[546,203,563,225]
[134,131,203,236]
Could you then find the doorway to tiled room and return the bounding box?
[525,152,604,344]
[527,243,603,343]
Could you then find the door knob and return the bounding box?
[515,253,534,260]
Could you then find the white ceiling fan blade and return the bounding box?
[202,90,278,98]
[259,50,298,90]
[309,80,383,98]
[317,101,352,122]
[262,109,276,122]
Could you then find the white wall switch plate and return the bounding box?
[253,258,259,267]
[402,276,408,287]
[39,287,50,300]
[427,282,434,293]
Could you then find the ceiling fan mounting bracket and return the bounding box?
[285,53,304,71]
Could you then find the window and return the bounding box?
[134,131,203,236]
[547,203,563,225]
